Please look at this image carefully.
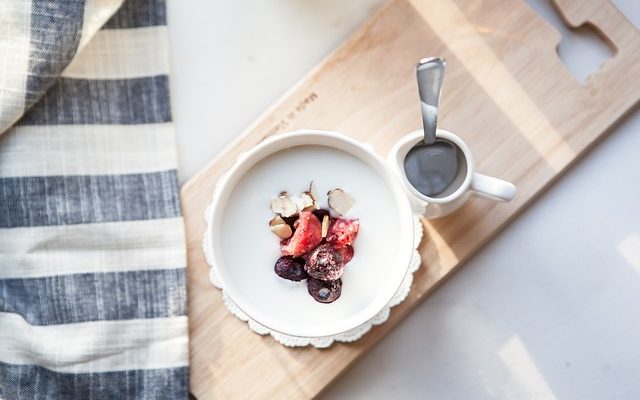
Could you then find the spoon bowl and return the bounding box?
[404,140,459,197]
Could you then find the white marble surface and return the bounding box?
[167,1,640,398]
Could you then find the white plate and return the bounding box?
[205,130,415,337]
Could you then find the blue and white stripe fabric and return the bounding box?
[0,0,189,398]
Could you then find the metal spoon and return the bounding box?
[417,57,446,145]
[403,57,459,197]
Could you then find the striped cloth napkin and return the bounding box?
[0,0,188,398]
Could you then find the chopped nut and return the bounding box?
[269,215,286,226]
[328,188,355,215]
[270,223,293,239]
[309,181,318,199]
[290,195,306,213]
[321,215,330,238]
[269,216,293,239]
[300,191,318,211]
[271,194,298,217]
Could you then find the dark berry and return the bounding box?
[304,243,345,281]
[281,215,298,232]
[312,208,331,221]
[274,256,308,281]
[308,277,342,303]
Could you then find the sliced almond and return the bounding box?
[269,216,293,239]
[321,215,330,238]
[269,215,286,227]
[328,188,355,215]
[308,181,318,199]
[290,195,306,213]
[270,223,293,239]
[300,191,318,211]
[271,195,298,217]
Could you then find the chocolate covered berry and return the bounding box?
[308,277,342,303]
[304,243,345,281]
[274,256,308,281]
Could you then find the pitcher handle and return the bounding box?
[471,173,516,202]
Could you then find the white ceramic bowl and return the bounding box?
[206,130,415,337]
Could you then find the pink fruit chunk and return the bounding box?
[336,245,354,264]
[280,211,323,257]
[326,218,359,248]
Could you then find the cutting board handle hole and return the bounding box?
[526,0,617,83]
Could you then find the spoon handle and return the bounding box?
[416,57,446,145]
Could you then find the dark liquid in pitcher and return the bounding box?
[404,141,464,197]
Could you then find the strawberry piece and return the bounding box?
[280,211,323,257]
[326,218,359,248]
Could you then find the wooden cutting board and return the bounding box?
[182,0,640,398]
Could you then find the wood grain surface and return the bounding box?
[181,0,640,398]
